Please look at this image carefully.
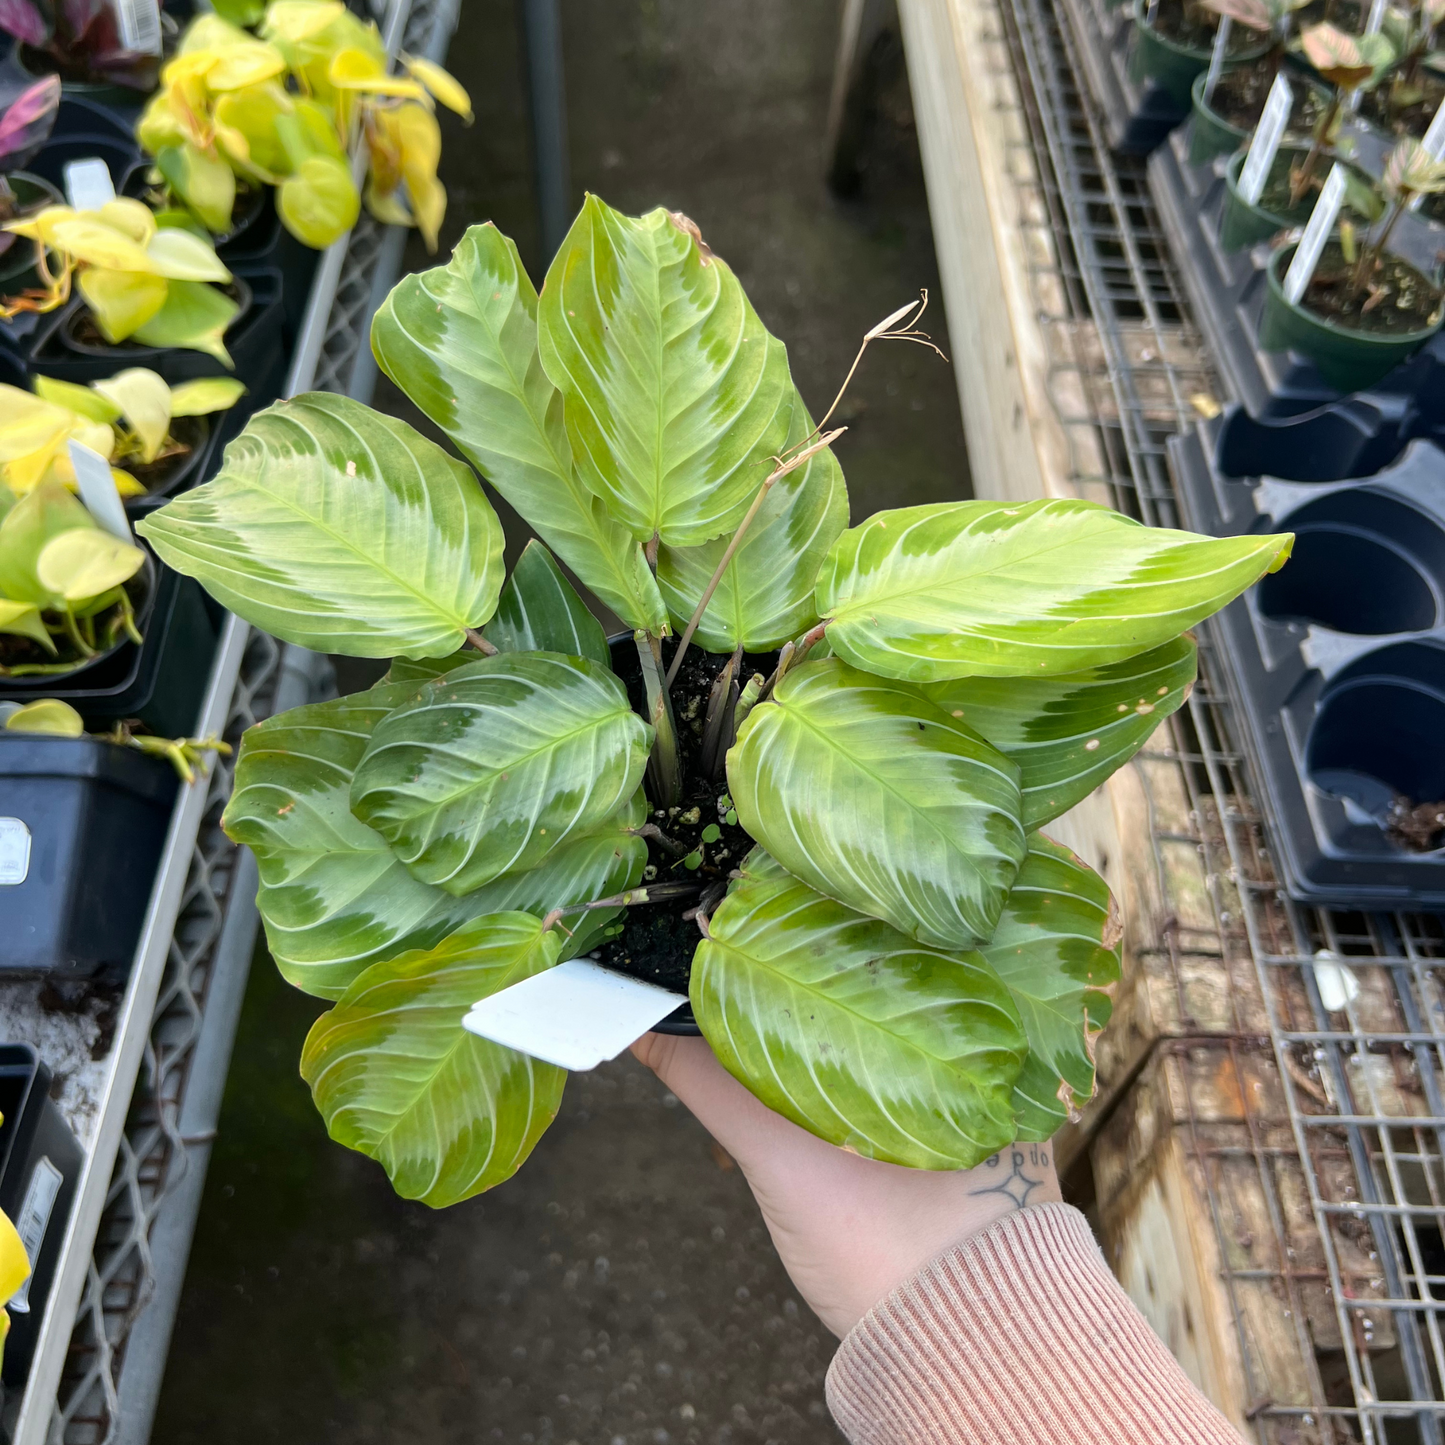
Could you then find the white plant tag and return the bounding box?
[64,158,115,213]
[113,0,162,54]
[462,959,687,1072]
[1238,73,1294,206]
[1423,100,1445,159]
[68,441,131,543]
[7,1158,62,1313]
[1365,0,1388,31]
[0,819,32,887]
[1283,163,1348,304]
[1203,17,1232,103]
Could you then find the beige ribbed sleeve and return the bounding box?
[825,1202,1244,1445]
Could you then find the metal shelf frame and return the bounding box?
[4,0,461,1438]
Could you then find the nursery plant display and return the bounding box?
[0,0,167,94]
[0,370,244,498]
[136,3,471,250]
[0,480,147,677]
[138,196,1293,1205]
[1129,0,1270,106]
[0,197,241,364]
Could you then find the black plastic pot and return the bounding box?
[1168,426,1445,906]
[217,193,320,341]
[123,413,219,515]
[0,1044,82,1386]
[48,93,137,145]
[0,557,220,738]
[0,735,178,978]
[13,44,152,116]
[0,172,63,298]
[24,133,140,195]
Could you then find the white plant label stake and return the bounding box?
[68,441,132,543]
[1283,162,1349,304]
[463,958,687,1072]
[63,158,115,213]
[1203,16,1233,103]
[1238,73,1294,206]
[113,0,162,54]
[1426,101,1445,159]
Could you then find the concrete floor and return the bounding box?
[151,2,973,1441]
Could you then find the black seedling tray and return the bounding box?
[1058,0,1190,154]
[1150,122,1445,420]
[0,1044,82,1387]
[1171,425,1445,907]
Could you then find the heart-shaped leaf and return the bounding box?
[817,498,1292,681]
[656,397,848,652]
[350,653,652,897]
[0,482,97,607]
[131,279,238,364]
[537,197,794,548]
[35,528,145,603]
[692,849,1026,1168]
[0,600,49,648]
[138,392,506,657]
[923,635,1197,828]
[1299,21,1374,85]
[481,539,610,668]
[301,911,566,1206]
[78,270,169,343]
[979,833,1121,1140]
[93,367,172,463]
[370,222,668,633]
[727,657,1026,949]
[223,682,647,997]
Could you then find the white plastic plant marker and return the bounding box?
[64,158,115,213]
[114,0,162,54]
[0,819,31,886]
[1424,102,1445,159]
[1365,0,1388,32]
[1313,951,1360,1012]
[462,958,687,1071]
[1238,73,1294,207]
[1283,162,1348,304]
[68,441,132,543]
[1203,17,1232,104]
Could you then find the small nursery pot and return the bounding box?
[57,274,253,368]
[1188,71,1250,167]
[1217,146,1368,252]
[1129,0,1267,108]
[123,414,214,510]
[14,43,153,113]
[0,172,64,298]
[1259,242,1445,393]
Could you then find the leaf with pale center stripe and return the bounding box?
[350,653,652,897]
[691,849,1026,1168]
[223,683,646,998]
[537,197,794,548]
[726,658,1026,949]
[138,392,505,657]
[481,539,610,667]
[923,635,1197,828]
[980,834,1121,1140]
[301,912,566,1206]
[655,394,848,651]
[817,498,1292,681]
[369,223,667,632]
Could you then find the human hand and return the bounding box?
[630,1031,1061,1337]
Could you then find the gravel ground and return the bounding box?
[152,0,969,1440]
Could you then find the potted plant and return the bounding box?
[1,0,168,106]
[1260,135,1445,387]
[138,198,1293,1203]
[1130,0,1272,107]
[1219,141,1379,247]
[0,77,62,300]
[1189,0,1312,164]
[1358,0,1445,135]
[0,198,244,366]
[0,370,245,502]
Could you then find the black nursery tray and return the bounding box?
[1171,424,1445,908]
[1058,0,1190,154]
[1149,122,1445,424]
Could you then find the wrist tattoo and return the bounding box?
[968,1144,1050,1208]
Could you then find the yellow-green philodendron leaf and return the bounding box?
[656,396,848,652]
[924,635,1197,829]
[727,658,1026,950]
[350,653,652,897]
[980,834,1121,1140]
[301,912,566,1206]
[370,222,668,633]
[481,539,611,668]
[131,279,238,365]
[692,849,1026,1168]
[817,499,1293,681]
[537,197,794,548]
[223,682,646,998]
[138,392,505,658]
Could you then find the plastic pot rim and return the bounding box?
[58,273,254,363]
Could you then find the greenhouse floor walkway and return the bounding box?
[150,2,969,1441]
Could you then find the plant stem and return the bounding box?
[1350,195,1407,296]
[61,607,92,658]
[732,672,766,734]
[1291,92,1340,206]
[700,645,743,779]
[635,630,681,806]
[628,823,690,857]
[464,628,498,655]
[664,429,845,689]
[540,882,703,934]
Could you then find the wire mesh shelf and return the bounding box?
[991,0,1445,1438]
